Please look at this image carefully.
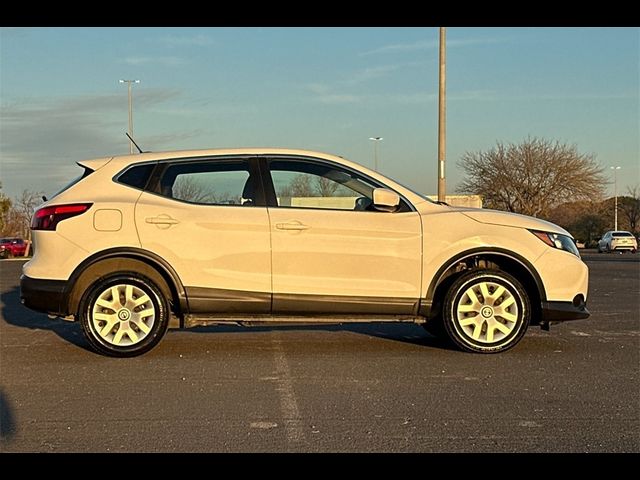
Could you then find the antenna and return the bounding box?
[125,133,144,154]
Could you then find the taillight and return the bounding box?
[31,203,92,231]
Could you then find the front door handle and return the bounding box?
[275,221,310,231]
[145,214,179,228]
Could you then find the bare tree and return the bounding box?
[170,177,242,205]
[281,174,316,198]
[0,182,12,235]
[13,190,44,239]
[571,213,608,247]
[546,200,607,246]
[618,185,640,234]
[457,137,607,217]
[0,190,44,255]
[2,210,21,237]
[172,177,216,204]
[546,200,593,230]
[315,177,338,197]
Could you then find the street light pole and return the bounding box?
[437,26,447,203]
[369,137,383,172]
[611,166,621,230]
[119,79,140,154]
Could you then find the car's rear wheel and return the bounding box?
[443,269,530,354]
[79,274,169,357]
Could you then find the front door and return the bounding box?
[264,157,422,315]
[135,157,271,313]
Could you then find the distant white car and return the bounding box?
[20,148,590,357]
[597,231,638,253]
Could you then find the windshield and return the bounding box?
[613,232,634,237]
[389,178,434,204]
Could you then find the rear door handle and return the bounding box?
[145,214,179,226]
[275,221,310,231]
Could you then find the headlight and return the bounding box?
[530,230,580,258]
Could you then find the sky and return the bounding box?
[1,27,638,200]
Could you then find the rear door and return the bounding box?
[135,157,272,313]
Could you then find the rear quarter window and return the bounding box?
[116,163,156,190]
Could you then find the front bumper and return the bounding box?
[20,274,68,316]
[541,299,590,322]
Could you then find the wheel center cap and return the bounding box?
[117,309,131,321]
[481,306,494,318]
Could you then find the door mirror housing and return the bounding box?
[372,188,400,212]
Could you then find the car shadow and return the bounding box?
[0,388,16,442]
[0,286,91,352]
[2,283,454,352]
[180,321,456,351]
[581,253,639,263]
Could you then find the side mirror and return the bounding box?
[372,188,400,212]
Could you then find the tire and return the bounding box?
[79,273,169,357]
[442,269,530,354]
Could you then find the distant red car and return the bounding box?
[0,237,28,258]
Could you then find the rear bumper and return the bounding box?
[541,300,590,322]
[20,274,68,316]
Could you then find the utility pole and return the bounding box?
[369,137,383,172]
[119,79,140,154]
[437,27,447,203]
[611,166,621,230]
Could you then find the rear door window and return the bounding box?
[154,160,257,206]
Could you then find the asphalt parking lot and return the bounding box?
[1,252,638,452]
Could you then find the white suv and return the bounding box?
[597,231,638,254]
[20,149,590,357]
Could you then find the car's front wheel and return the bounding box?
[79,274,169,357]
[443,269,530,354]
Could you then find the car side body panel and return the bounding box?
[134,192,272,313]
[417,204,588,313]
[419,207,546,297]
[268,207,423,314]
[24,182,144,280]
